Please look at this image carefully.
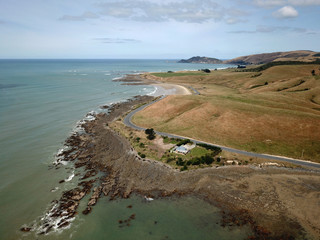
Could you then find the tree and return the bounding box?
[202,69,211,73]
[145,128,156,140]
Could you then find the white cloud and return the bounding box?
[93,38,140,44]
[59,11,99,21]
[229,25,307,33]
[253,0,286,7]
[253,0,320,7]
[97,0,225,23]
[273,5,299,18]
[288,0,320,5]
[57,1,249,24]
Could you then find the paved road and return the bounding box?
[124,97,320,169]
[188,86,200,95]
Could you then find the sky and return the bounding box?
[0,0,319,59]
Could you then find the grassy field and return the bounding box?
[152,71,209,78]
[133,64,320,162]
[110,117,297,171]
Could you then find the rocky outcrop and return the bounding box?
[179,56,223,64]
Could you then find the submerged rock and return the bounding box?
[20,227,32,232]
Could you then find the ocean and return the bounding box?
[0,59,249,239]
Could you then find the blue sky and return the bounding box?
[0,0,319,59]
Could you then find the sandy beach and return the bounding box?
[150,83,191,96]
[113,74,192,96]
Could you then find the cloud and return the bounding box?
[253,0,286,7]
[253,0,320,7]
[96,0,228,23]
[229,25,307,33]
[288,0,320,5]
[94,38,140,44]
[273,5,299,18]
[228,30,256,34]
[225,18,247,24]
[0,20,6,24]
[59,11,99,21]
[58,1,248,24]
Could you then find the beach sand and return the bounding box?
[150,83,191,96]
[113,74,192,96]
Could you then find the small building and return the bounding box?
[237,65,246,69]
[174,146,189,155]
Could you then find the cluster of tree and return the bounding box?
[176,139,191,146]
[197,143,222,155]
[145,128,156,140]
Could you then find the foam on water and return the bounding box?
[147,86,158,96]
[65,171,75,182]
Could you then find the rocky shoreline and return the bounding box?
[22,95,320,239]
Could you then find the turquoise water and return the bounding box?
[0,60,248,239]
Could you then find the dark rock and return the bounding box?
[82,206,92,215]
[88,186,102,206]
[20,227,32,232]
[81,169,98,180]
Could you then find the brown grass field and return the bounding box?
[133,64,320,162]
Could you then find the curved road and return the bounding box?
[124,96,320,169]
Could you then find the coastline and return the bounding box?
[23,93,320,239]
[114,74,192,96]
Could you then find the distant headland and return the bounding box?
[179,50,320,65]
[178,56,222,64]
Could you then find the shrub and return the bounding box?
[176,158,185,166]
[191,158,201,165]
[139,142,145,148]
[203,155,214,164]
[176,139,191,146]
[311,70,316,76]
[180,165,188,171]
[135,137,141,142]
[145,128,156,140]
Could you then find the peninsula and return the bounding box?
[178,56,223,64]
[25,51,320,240]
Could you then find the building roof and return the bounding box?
[175,146,189,154]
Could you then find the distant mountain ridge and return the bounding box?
[178,56,223,64]
[224,50,320,65]
[179,50,320,66]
